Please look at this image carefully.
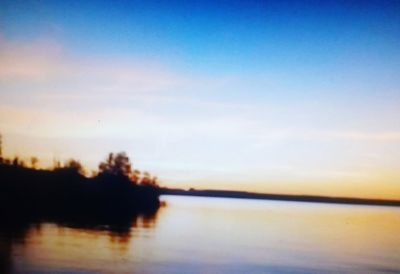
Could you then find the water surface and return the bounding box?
[1,195,400,273]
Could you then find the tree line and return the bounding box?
[0,151,159,187]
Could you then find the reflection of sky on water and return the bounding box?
[3,196,400,273]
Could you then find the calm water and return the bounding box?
[1,195,400,274]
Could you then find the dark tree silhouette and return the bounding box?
[139,171,158,186]
[12,157,19,166]
[64,159,84,175]
[53,159,61,169]
[131,169,141,184]
[0,147,161,226]
[30,157,38,169]
[99,152,132,177]
[12,157,25,167]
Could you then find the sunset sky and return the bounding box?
[1,0,399,199]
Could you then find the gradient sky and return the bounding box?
[1,0,400,199]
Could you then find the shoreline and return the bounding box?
[160,188,400,207]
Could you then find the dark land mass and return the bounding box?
[0,160,162,273]
[160,188,400,207]
[0,163,160,225]
[0,151,161,273]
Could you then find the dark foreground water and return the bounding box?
[1,195,400,274]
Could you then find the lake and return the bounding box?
[1,195,400,273]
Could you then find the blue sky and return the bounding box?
[1,0,400,198]
[3,1,400,67]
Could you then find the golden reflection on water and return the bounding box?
[153,197,400,271]
[5,196,400,273]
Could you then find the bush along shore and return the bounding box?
[0,152,160,224]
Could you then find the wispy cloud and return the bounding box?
[252,129,400,145]
[0,37,63,81]
[1,34,399,147]
[0,36,186,91]
[0,35,240,97]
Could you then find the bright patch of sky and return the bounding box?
[1,0,400,198]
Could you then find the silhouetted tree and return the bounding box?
[53,159,61,169]
[131,169,141,184]
[140,171,152,185]
[139,171,159,186]
[151,176,159,186]
[64,159,84,175]
[12,157,19,166]
[12,157,25,167]
[30,157,38,169]
[99,152,132,177]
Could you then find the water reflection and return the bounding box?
[1,196,400,274]
[0,207,160,273]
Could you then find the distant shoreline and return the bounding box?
[160,188,400,207]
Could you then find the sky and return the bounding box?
[0,0,400,199]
